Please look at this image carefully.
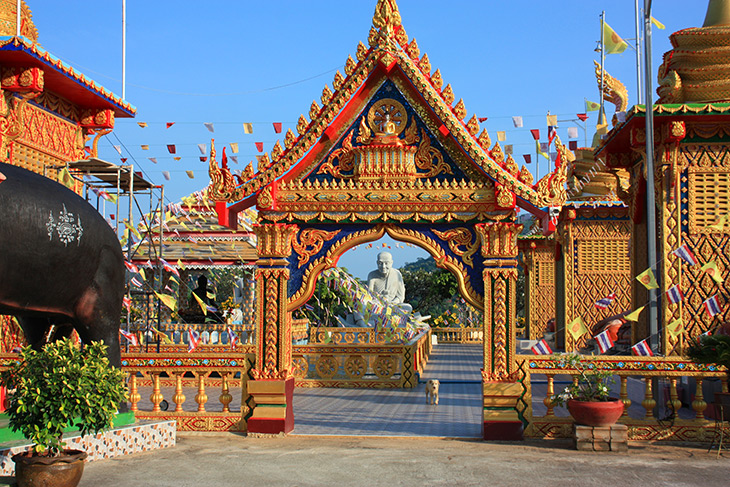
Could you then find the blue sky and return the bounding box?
[31,1,702,278]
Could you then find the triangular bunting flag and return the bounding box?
[255,142,264,152]
[230,142,239,153]
[243,123,253,134]
[162,171,170,180]
[186,170,195,179]
[636,268,659,289]
[702,261,724,284]
[198,143,207,154]
[167,144,176,154]
[166,122,175,129]
[273,122,282,133]
[204,122,214,133]
[530,129,540,140]
[567,317,589,340]
[624,306,645,322]
[512,116,523,128]
[673,243,698,265]
[631,339,653,356]
[137,122,147,128]
[523,154,531,164]
[667,318,683,338]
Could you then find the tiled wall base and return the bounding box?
[0,420,176,475]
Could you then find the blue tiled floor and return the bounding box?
[291,344,484,437]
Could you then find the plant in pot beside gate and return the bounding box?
[1,338,127,487]
[687,333,730,420]
[551,353,624,427]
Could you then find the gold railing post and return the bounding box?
[195,372,208,412]
[642,377,657,419]
[128,372,140,412]
[150,372,163,412]
[692,377,707,419]
[220,373,233,412]
[620,376,631,416]
[544,374,556,417]
[172,372,185,412]
[668,377,682,413]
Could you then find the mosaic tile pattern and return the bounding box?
[0,420,176,475]
[291,344,483,437]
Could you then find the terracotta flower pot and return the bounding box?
[567,399,624,427]
[12,449,88,487]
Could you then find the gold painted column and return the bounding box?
[247,223,298,434]
[475,221,523,440]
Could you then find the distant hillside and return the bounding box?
[401,256,437,272]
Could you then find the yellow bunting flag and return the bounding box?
[710,214,728,231]
[624,305,645,322]
[230,143,239,153]
[602,22,628,54]
[702,261,724,284]
[58,167,75,189]
[154,292,177,312]
[174,157,181,161]
[151,327,173,344]
[124,221,142,240]
[567,317,589,340]
[137,122,148,128]
[666,318,683,338]
[206,291,216,300]
[192,292,207,315]
[650,16,665,30]
[138,268,146,281]
[546,114,557,126]
[177,259,186,271]
[636,268,659,290]
[243,123,253,134]
[497,131,506,142]
[536,140,549,160]
[186,170,195,179]
[141,145,149,150]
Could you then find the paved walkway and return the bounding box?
[291,344,483,437]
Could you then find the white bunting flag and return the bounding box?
[162,171,170,180]
[204,122,214,133]
[512,116,523,128]
[113,145,122,155]
[567,126,578,139]
[198,143,207,154]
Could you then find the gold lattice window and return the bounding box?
[12,143,65,179]
[577,239,630,274]
[537,261,554,287]
[689,169,730,233]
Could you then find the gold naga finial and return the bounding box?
[372,0,402,38]
[593,60,628,113]
[207,138,238,201]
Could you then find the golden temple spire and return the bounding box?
[372,0,402,38]
[703,0,730,27]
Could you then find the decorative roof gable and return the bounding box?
[209,0,567,224]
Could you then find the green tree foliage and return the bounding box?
[401,257,458,318]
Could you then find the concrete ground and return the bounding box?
[76,434,730,487]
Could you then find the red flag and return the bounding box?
[121,158,128,163]
[569,141,578,150]
[272,122,282,133]
[478,117,488,123]
[523,154,531,164]
[167,144,176,154]
[530,129,540,140]
[547,126,556,146]
[576,113,588,122]
[166,122,175,129]
[255,142,264,152]
[200,156,207,162]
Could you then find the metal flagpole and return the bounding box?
[635,0,643,104]
[15,0,20,36]
[643,0,659,351]
[599,11,606,127]
[122,0,127,100]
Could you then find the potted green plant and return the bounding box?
[686,333,730,420]
[1,338,127,487]
[551,353,624,427]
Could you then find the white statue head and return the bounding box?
[376,251,394,277]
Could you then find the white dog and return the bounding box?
[425,379,440,405]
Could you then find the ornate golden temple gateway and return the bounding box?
[209,0,567,437]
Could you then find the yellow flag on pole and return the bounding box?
[586,100,600,112]
[192,292,208,315]
[154,292,178,312]
[636,268,659,289]
[650,17,665,30]
[667,318,683,338]
[536,140,549,160]
[567,317,589,340]
[58,167,75,189]
[624,306,646,322]
[603,22,628,54]
[702,261,724,284]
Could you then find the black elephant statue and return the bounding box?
[0,162,125,373]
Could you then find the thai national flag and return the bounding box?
[129,277,143,288]
[665,285,684,304]
[704,295,722,317]
[122,296,132,310]
[595,330,615,354]
[227,327,239,350]
[188,329,201,353]
[531,339,553,355]
[124,260,139,274]
[631,339,653,357]
[595,293,617,310]
[158,258,180,277]
[672,244,698,266]
[119,329,138,346]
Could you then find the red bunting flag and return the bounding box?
[167,144,176,154]
[523,154,531,164]
[121,158,128,163]
[478,117,488,123]
[199,156,207,162]
[569,141,578,150]
[530,129,540,140]
[148,157,157,164]
[577,113,588,122]
[255,142,264,152]
[273,122,282,133]
[166,122,175,129]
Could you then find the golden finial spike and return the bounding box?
[453,99,466,120]
[356,41,368,62]
[309,100,321,120]
[419,53,431,74]
[477,129,491,150]
[321,84,333,105]
[373,0,402,36]
[395,25,409,46]
[466,115,479,136]
[431,69,443,90]
[345,55,357,75]
[406,39,420,60]
[284,128,296,149]
[297,115,308,135]
[442,84,454,105]
[333,70,345,91]
[271,141,283,161]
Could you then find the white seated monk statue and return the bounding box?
[367,251,411,312]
